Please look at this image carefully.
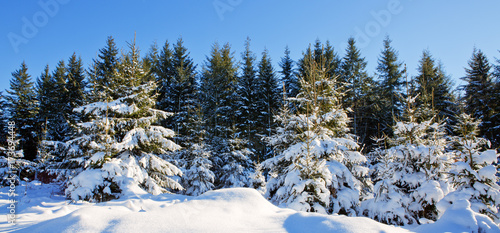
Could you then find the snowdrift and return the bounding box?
[1,183,409,233]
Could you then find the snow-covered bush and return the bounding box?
[439,113,500,221]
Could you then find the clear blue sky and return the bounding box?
[1,0,499,95]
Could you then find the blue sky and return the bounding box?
[1,0,499,95]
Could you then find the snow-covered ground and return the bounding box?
[1,182,498,233]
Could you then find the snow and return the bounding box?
[479,165,498,181]
[477,150,498,165]
[414,199,500,233]
[1,182,420,233]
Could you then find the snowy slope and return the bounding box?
[1,182,498,233]
[1,182,409,233]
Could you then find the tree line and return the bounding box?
[0,35,499,226]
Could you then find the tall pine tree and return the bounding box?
[166,38,198,146]
[414,50,454,122]
[340,37,377,150]
[200,42,253,188]
[7,62,39,161]
[88,36,120,102]
[236,37,258,155]
[66,53,87,127]
[254,49,280,161]
[279,46,298,99]
[462,48,497,147]
[375,37,404,137]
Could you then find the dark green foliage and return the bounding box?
[200,42,239,138]
[299,39,341,81]
[254,49,280,161]
[462,48,498,147]
[166,38,198,146]
[414,50,455,122]
[88,36,120,102]
[374,37,404,137]
[50,60,72,141]
[7,62,39,161]
[279,46,298,99]
[236,38,258,156]
[154,40,174,113]
[66,53,87,125]
[340,37,378,150]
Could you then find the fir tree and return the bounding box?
[66,53,87,126]
[375,37,404,136]
[179,104,215,196]
[6,62,39,161]
[88,36,120,102]
[279,46,299,99]
[200,42,239,139]
[414,50,455,122]
[264,56,369,215]
[50,60,71,142]
[362,94,451,225]
[166,38,198,146]
[441,113,500,220]
[236,37,258,156]
[64,38,183,202]
[254,49,280,161]
[155,40,174,113]
[462,48,497,147]
[340,37,377,150]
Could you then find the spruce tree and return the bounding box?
[362,94,451,225]
[66,53,87,126]
[340,37,377,149]
[254,49,280,161]
[236,37,258,155]
[88,36,120,102]
[200,42,239,139]
[49,60,72,142]
[65,38,183,202]
[6,62,39,161]
[414,50,455,122]
[375,37,404,136]
[166,38,198,146]
[200,42,253,188]
[179,104,215,196]
[441,113,500,220]
[462,48,497,146]
[155,40,174,113]
[279,46,299,99]
[36,65,54,140]
[263,56,369,215]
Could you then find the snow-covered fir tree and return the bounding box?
[362,94,451,225]
[177,104,215,196]
[200,42,254,189]
[62,38,183,202]
[263,56,369,215]
[249,162,266,195]
[439,113,500,221]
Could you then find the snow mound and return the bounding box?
[2,185,411,233]
[414,199,500,233]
